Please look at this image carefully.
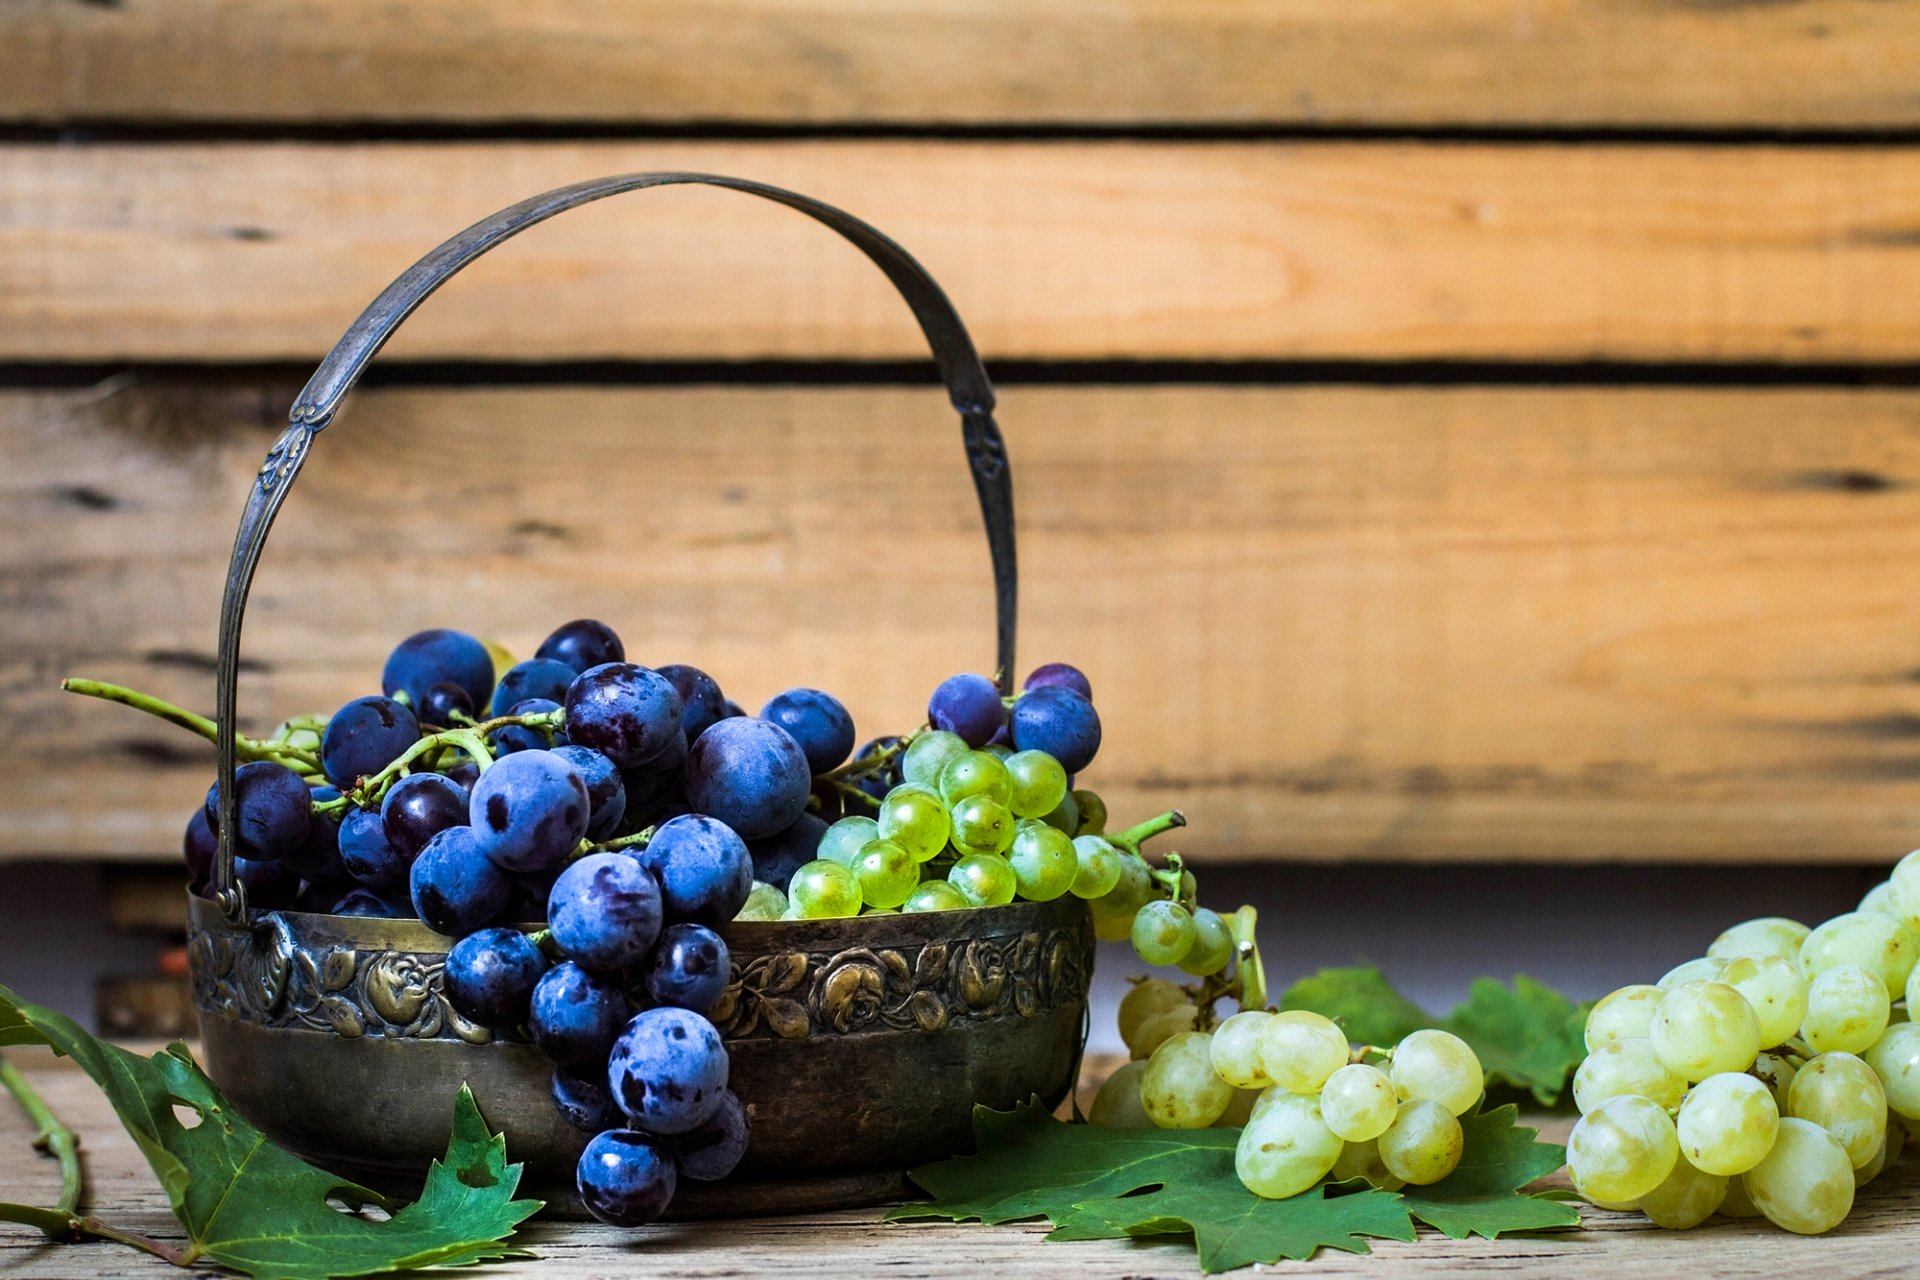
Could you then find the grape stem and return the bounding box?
[1228,905,1267,1013]
[828,778,883,810]
[825,734,917,782]
[60,678,323,775]
[1109,810,1186,855]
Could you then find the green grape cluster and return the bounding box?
[1567,852,1920,1235]
[1090,979,1488,1201]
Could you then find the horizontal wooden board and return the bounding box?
[9,383,1920,867]
[4,1,1918,129]
[7,141,1920,364]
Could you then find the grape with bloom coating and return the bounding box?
[902,880,970,913]
[947,853,1017,907]
[1006,821,1077,902]
[788,859,862,919]
[1572,1038,1686,1114]
[1209,1011,1276,1089]
[1708,916,1809,964]
[1068,835,1123,899]
[1657,958,1721,990]
[851,839,917,910]
[1321,1063,1399,1142]
[1799,910,1920,994]
[1378,1099,1464,1185]
[1649,981,1762,1081]
[1716,953,1807,1048]
[1088,1061,1153,1129]
[1675,1072,1778,1176]
[817,816,879,868]
[1863,1022,1920,1120]
[1584,985,1664,1052]
[1637,1157,1728,1230]
[1142,1031,1233,1129]
[1132,900,1197,966]
[1566,1095,1680,1203]
[1388,1029,1484,1117]
[1787,1051,1887,1168]
[1742,1117,1855,1234]
[1802,963,1891,1055]
[901,731,969,788]
[1178,907,1235,977]
[1004,750,1068,819]
[1235,1091,1343,1199]
[1258,1011,1350,1094]
[1331,1138,1405,1192]
[949,795,1016,857]
[878,786,950,862]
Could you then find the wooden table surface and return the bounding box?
[3,1045,1917,1279]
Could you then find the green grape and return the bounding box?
[1320,1063,1398,1142]
[852,838,918,910]
[1215,1088,1258,1128]
[878,785,950,862]
[1649,981,1762,1081]
[1037,789,1080,836]
[1141,1031,1233,1129]
[818,816,880,868]
[1572,1037,1686,1114]
[1708,916,1809,964]
[1209,1010,1275,1089]
[947,853,1016,908]
[1068,835,1123,899]
[1377,1098,1463,1186]
[1636,1155,1727,1230]
[983,742,1013,761]
[1910,955,1920,1015]
[1863,1022,1920,1120]
[864,907,898,915]
[1859,880,1899,918]
[1799,910,1920,994]
[1787,1051,1888,1168]
[1088,1060,1153,1129]
[1072,788,1107,835]
[1131,900,1197,967]
[1330,1137,1405,1191]
[1003,749,1068,818]
[1752,1049,1798,1111]
[1118,978,1191,1045]
[938,750,1012,806]
[1257,1010,1349,1094]
[787,859,863,919]
[902,880,970,914]
[1889,848,1920,930]
[1802,963,1890,1055]
[1234,1090,1343,1198]
[734,880,789,921]
[1006,820,1076,901]
[1178,907,1234,977]
[1129,1004,1200,1061]
[1857,1118,1905,1188]
[1658,957,1722,989]
[949,794,1016,856]
[1716,952,1807,1048]
[1718,1174,1764,1218]
[1675,1072,1778,1176]
[1584,984,1665,1052]
[1565,1094,1680,1204]
[902,730,969,787]
[1090,853,1153,941]
[1388,1029,1484,1117]
[1742,1117,1855,1234]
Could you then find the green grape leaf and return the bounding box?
[1395,1104,1579,1239]
[1048,1182,1414,1273]
[0,983,542,1279]
[1278,967,1428,1046]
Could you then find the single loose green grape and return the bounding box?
[1717,952,1807,1048]
[852,838,918,910]
[949,794,1016,856]
[1863,1022,1920,1120]
[948,853,1017,907]
[1235,1091,1342,1198]
[1037,789,1080,836]
[1377,1099,1464,1186]
[1178,907,1234,977]
[1141,1031,1233,1129]
[788,859,863,919]
[734,880,789,921]
[1649,981,1762,1081]
[938,751,1012,806]
[1708,916,1809,964]
[1389,1029,1484,1117]
[1742,1117,1855,1233]
[1209,1010,1275,1089]
[1800,910,1920,994]
[817,816,879,868]
[878,785,950,862]
[1090,854,1153,941]
[1572,1037,1685,1114]
[1585,984,1665,1052]
[1257,1010,1349,1094]
[901,730,969,787]
[1802,963,1890,1055]
[1007,820,1076,901]
[1565,1094,1679,1204]
[1003,749,1068,818]
[1637,1156,1728,1230]
[1068,835,1123,899]
[1131,899,1197,967]
[902,880,970,914]
[1787,1051,1888,1168]
[1676,1072,1779,1176]
[1072,788,1107,835]
[1088,1060,1153,1129]
[1321,1063,1399,1142]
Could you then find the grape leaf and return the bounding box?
[1396,1104,1578,1239]
[1280,967,1589,1105]
[0,983,542,1279]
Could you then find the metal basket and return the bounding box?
[188,174,1093,1214]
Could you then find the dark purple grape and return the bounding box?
[536,618,625,676]
[445,760,482,791]
[658,664,727,744]
[332,885,412,918]
[645,924,731,1014]
[809,777,844,824]
[683,717,810,840]
[382,628,494,712]
[283,785,346,881]
[203,761,313,862]
[234,855,299,908]
[547,852,662,972]
[576,1129,677,1228]
[720,699,746,720]
[444,927,548,1029]
[1022,662,1093,702]
[551,1067,622,1133]
[927,673,1007,748]
[489,659,576,717]
[747,812,826,889]
[505,868,557,923]
[638,815,753,927]
[622,797,690,837]
[675,1090,748,1182]
[339,807,408,890]
[760,688,855,773]
[608,1006,729,1135]
[1009,686,1102,774]
[530,960,633,1066]
[410,826,512,935]
[553,745,626,840]
[381,772,469,860]
[184,808,216,892]
[491,698,563,755]
[418,681,474,727]
[293,877,354,913]
[563,663,683,769]
[620,731,686,809]
[469,749,590,874]
[320,696,420,789]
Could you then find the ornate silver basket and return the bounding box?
[187,175,1091,1213]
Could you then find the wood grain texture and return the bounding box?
[8,141,1920,364]
[3,1,1918,129]
[9,383,1920,866]
[3,1046,1918,1278]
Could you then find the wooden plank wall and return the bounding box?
[4,2,1920,869]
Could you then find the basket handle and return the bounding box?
[212,172,1017,920]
